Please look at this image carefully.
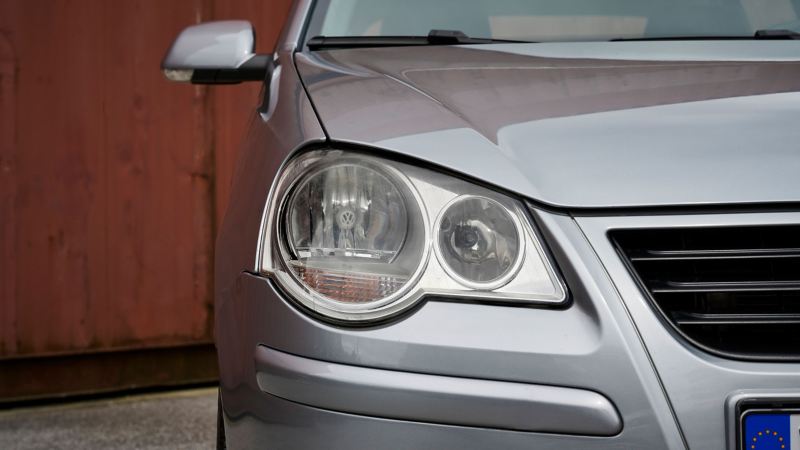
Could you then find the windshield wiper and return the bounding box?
[307,29,532,50]
[611,29,800,42]
[754,29,800,39]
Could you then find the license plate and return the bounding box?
[742,411,799,449]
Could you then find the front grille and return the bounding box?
[613,225,800,360]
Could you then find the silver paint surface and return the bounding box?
[298,42,800,208]
[576,211,800,450]
[255,345,622,435]
[162,20,256,70]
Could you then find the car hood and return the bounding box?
[296,42,800,208]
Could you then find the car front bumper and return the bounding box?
[217,208,800,449]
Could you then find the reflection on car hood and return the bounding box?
[297,42,800,208]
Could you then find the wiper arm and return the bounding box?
[754,29,800,40]
[611,29,800,42]
[307,29,531,50]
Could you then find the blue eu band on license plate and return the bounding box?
[742,413,799,449]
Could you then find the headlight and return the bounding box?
[283,160,427,304]
[259,150,566,323]
[435,196,523,290]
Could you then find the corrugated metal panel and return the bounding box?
[0,31,17,357]
[0,0,293,400]
[0,0,214,358]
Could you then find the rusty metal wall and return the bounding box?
[0,0,293,401]
[213,0,296,225]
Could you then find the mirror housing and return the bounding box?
[162,20,271,84]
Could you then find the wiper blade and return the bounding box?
[611,29,800,41]
[307,29,531,50]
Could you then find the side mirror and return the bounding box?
[162,20,271,84]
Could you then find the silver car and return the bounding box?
[163,1,800,448]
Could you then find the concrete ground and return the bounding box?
[0,387,217,450]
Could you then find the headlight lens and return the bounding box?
[436,196,523,290]
[260,150,566,323]
[284,162,424,303]
[287,164,407,264]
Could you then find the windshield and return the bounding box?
[306,0,800,43]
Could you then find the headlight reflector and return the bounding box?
[286,164,408,264]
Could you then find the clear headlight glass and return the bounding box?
[436,196,523,290]
[284,162,425,303]
[259,150,566,323]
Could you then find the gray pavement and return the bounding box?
[0,387,217,450]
